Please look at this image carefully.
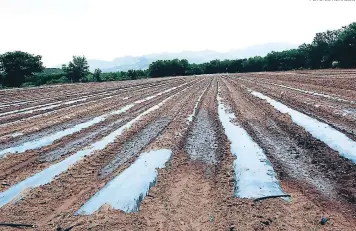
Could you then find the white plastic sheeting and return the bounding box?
[251,91,356,163]
[0,105,132,157]
[0,84,183,157]
[76,149,172,214]
[0,94,173,208]
[217,94,286,198]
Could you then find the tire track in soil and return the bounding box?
[0,78,201,191]
[0,77,208,230]
[218,77,356,228]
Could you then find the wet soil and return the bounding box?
[0,71,355,230]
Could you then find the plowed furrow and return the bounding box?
[0,73,355,231]
[0,78,208,229]
[237,77,356,140]
[0,78,188,127]
[0,78,198,141]
[0,77,185,106]
[0,78,184,114]
[0,79,202,189]
[248,76,356,102]
[221,77,356,218]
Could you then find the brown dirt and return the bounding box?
[235,76,356,140]
[0,71,355,230]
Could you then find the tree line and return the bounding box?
[0,54,149,87]
[149,22,356,76]
[1,22,355,88]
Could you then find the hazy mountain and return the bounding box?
[86,43,297,72]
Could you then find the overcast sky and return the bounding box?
[0,0,355,67]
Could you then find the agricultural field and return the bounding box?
[0,70,355,230]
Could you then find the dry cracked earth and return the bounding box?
[0,70,355,230]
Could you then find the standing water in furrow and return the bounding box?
[217,91,287,199]
[250,90,356,163]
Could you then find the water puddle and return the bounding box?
[251,91,356,163]
[0,91,175,208]
[217,94,287,198]
[76,149,172,214]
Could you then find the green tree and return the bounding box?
[148,59,189,77]
[186,63,204,75]
[226,59,244,73]
[333,23,356,67]
[127,69,138,80]
[242,57,265,72]
[148,60,165,77]
[93,68,102,82]
[63,56,89,82]
[0,51,44,87]
[306,29,342,69]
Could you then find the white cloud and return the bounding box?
[0,0,355,66]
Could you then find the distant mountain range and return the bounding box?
[83,43,298,72]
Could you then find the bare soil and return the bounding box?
[0,70,355,230]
